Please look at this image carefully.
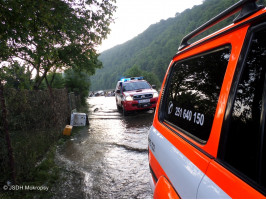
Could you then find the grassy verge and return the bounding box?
[0,126,85,199]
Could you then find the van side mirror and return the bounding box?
[152,85,156,89]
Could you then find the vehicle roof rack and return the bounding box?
[178,0,264,51]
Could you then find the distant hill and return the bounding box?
[90,0,266,91]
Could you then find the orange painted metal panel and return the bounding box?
[206,160,265,198]
[154,176,180,199]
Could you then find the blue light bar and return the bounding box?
[120,77,144,82]
[120,78,131,82]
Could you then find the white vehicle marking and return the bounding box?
[148,126,230,199]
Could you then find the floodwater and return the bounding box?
[52,96,154,199]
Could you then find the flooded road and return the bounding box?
[53,96,154,198]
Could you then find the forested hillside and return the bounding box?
[91,0,266,91]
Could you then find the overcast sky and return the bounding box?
[97,0,203,52]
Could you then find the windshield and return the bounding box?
[123,81,151,91]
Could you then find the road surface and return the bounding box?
[52,96,154,198]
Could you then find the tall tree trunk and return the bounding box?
[33,68,49,90]
[44,76,54,98]
[0,82,16,184]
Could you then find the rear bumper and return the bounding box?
[122,98,158,111]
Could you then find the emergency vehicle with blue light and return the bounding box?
[115,77,158,115]
[148,0,266,198]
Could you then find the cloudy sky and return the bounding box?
[97,0,203,52]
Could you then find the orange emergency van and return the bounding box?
[148,0,266,198]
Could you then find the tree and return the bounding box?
[64,69,91,105]
[0,62,31,90]
[47,73,65,89]
[124,65,161,89]
[0,0,117,89]
[39,72,65,90]
[124,65,143,77]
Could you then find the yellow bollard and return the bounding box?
[63,125,73,136]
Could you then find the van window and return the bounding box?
[162,46,231,142]
[221,27,266,191]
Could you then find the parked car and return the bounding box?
[115,77,158,115]
[148,0,266,198]
[94,90,104,96]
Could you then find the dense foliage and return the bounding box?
[64,69,91,105]
[0,0,116,89]
[91,0,266,91]
[124,65,160,89]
